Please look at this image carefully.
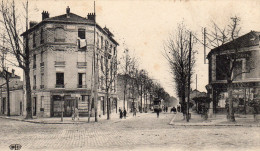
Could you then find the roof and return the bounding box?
[207,31,260,58]
[21,12,119,46]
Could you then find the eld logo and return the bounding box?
[9,144,22,150]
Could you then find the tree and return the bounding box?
[118,49,138,111]
[163,23,196,120]
[100,46,118,120]
[0,0,33,119]
[204,17,254,122]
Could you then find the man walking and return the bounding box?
[133,107,137,117]
[156,109,159,118]
[123,108,127,119]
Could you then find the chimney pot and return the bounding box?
[42,10,49,20]
[66,6,70,18]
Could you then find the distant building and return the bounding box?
[0,70,24,116]
[21,7,118,117]
[207,31,260,114]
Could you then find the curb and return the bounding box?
[0,114,143,125]
[168,113,260,127]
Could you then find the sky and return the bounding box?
[10,0,260,98]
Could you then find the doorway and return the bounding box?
[33,97,37,116]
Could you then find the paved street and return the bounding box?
[0,113,260,151]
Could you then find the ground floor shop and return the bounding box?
[25,90,118,118]
[207,81,260,114]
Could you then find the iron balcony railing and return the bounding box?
[77,85,87,88]
[55,84,64,88]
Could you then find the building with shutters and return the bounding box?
[21,7,118,117]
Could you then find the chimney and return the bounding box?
[66,6,70,18]
[87,13,95,21]
[42,11,49,20]
[29,21,38,28]
[11,69,15,77]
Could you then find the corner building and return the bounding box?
[21,7,118,117]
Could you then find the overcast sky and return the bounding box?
[12,0,260,98]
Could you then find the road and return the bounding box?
[0,113,259,151]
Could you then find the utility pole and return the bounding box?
[187,32,192,122]
[93,1,98,122]
[204,28,207,64]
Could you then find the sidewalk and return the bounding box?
[0,112,139,124]
[169,111,260,127]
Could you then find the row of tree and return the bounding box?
[119,49,171,112]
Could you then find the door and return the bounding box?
[33,97,37,116]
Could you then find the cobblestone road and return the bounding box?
[0,113,260,151]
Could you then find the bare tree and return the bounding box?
[205,17,254,122]
[163,23,196,120]
[100,45,118,119]
[0,0,32,119]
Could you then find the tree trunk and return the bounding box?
[227,81,235,122]
[106,89,110,120]
[25,68,32,119]
[6,72,10,116]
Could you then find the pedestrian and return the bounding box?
[72,108,75,120]
[119,107,123,119]
[133,107,136,117]
[74,107,79,120]
[156,109,159,118]
[166,106,168,112]
[123,108,127,119]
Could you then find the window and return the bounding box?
[40,73,44,88]
[232,60,243,81]
[33,33,36,47]
[33,75,36,90]
[40,28,44,44]
[78,28,85,39]
[56,73,64,88]
[101,56,104,71]
[78,73,86,88]
[216,55,229,80]
[40,96,44,108]
[78,28,86,50]
[33,54,36,68]
[101,36,103,48]
[40,51,44,63]
[54,27,65,42]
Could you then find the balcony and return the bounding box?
[55,84,64,88]
[77,62,87,68]
[77,85,87,88]
[40,85,44,89]
[55,61,65,67]
[40,62,44,67]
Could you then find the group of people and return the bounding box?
[163,106,168,112]
[119,108,127,119]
